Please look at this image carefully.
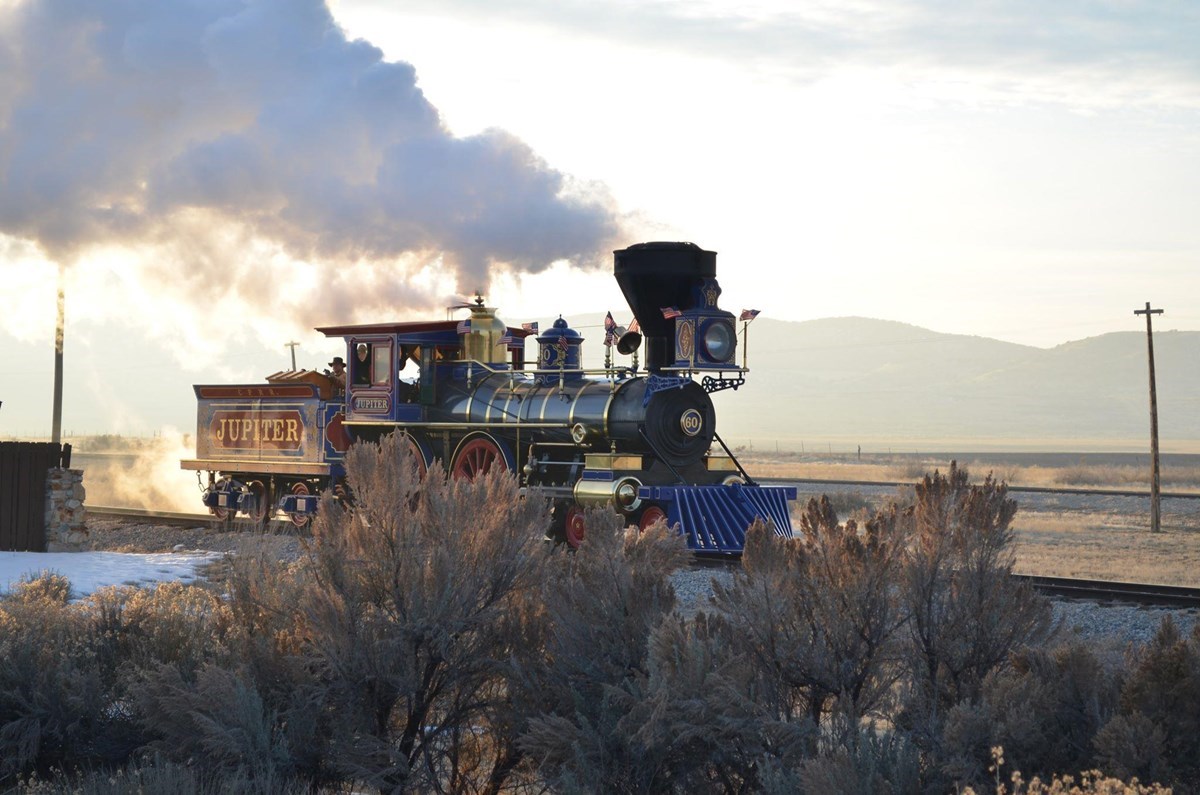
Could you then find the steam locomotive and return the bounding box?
[181,242,796,553]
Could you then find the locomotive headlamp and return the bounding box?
[701,320,735,362]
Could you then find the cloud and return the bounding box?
[0,0,621,334]
[374,0,1200,111]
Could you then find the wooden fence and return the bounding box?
[0,442,71,552]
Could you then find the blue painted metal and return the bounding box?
[279,493,320,515]
[642,373,692,406]
[638,483,797,553]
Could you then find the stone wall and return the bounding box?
[45,468,88,551]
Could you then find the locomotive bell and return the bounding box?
[615,328,642,355]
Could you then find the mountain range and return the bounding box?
[571,314,1198,452]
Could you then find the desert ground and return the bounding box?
[741,450,1200,587]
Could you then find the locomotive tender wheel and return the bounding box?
[638,505,667,533]
[451,436,507,480]
[289,481,312,529]
[246,480,270,527]
[564,505,586,549]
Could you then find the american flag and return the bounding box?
[556,334,569,353]
[628,317,640,333]
[521,321,539,333]
[457,319,470,335]
[739,308,761,321]
[604,311,616,331]
[660,306,682,319]
[499,333,520,348]
[603,311,617,346]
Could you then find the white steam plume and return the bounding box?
[0,0,621,334]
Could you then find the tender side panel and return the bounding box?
[188,384,323,466]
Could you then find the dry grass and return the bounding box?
[1012,512,1200,586]
[757,453,1200,586]
[741,455,1200,493]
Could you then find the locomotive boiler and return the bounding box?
[181,242,796,553]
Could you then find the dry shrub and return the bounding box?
[976,643,1124,783]
[786,726,921,795]
[131,663,292,789]
[288,433,551,793]
[960,747,1173,794]
[0,576,103,782]
[900,464,1054,767]
[712,503,907,738]
[118,434,554,793]
[85,582,236,677]
[516,510,692,792]
[0,574,248,784]
[7,571,73,605]
[1095,616,1200,791]
[16,754,299,795]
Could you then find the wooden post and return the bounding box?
[1134,302,1164,532]
[52,266,65,445]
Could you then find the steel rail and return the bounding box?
[1013,574,1200,608]
[87,505,224,526]
[755,476,1200,500]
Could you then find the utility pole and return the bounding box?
[285,341,300,371]
[52,265,65,444]
[1134,302,1163,532]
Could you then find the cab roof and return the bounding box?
[315,320,535,344]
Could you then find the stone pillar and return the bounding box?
[45,468,88,551]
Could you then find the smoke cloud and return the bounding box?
[0,0,621,333]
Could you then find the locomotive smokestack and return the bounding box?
[613,242,717,373]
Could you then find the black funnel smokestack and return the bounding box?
[613,242,716,372]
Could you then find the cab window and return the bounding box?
[372,343,392,386]
[352,342,372,385]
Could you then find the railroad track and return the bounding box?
[89,506,1200,608]
[756,476,1200,500]
[88,505,225,527]
[1013,574,1200,608]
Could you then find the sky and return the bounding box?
[1,0,1198,437]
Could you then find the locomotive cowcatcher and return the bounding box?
[181,242,796,553]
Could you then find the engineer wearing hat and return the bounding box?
[327,356,346,394]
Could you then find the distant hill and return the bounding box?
[564,313,1200,450]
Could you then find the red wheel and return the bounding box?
[247,480,269,526]
[638,505,667,532]
[289,481,312,529]
[451,436,506,480]
[564,505,586,549]
[399,432,428,478]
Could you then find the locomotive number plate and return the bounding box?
[680,408,703,437]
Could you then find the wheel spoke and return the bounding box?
[453,437,505,480]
